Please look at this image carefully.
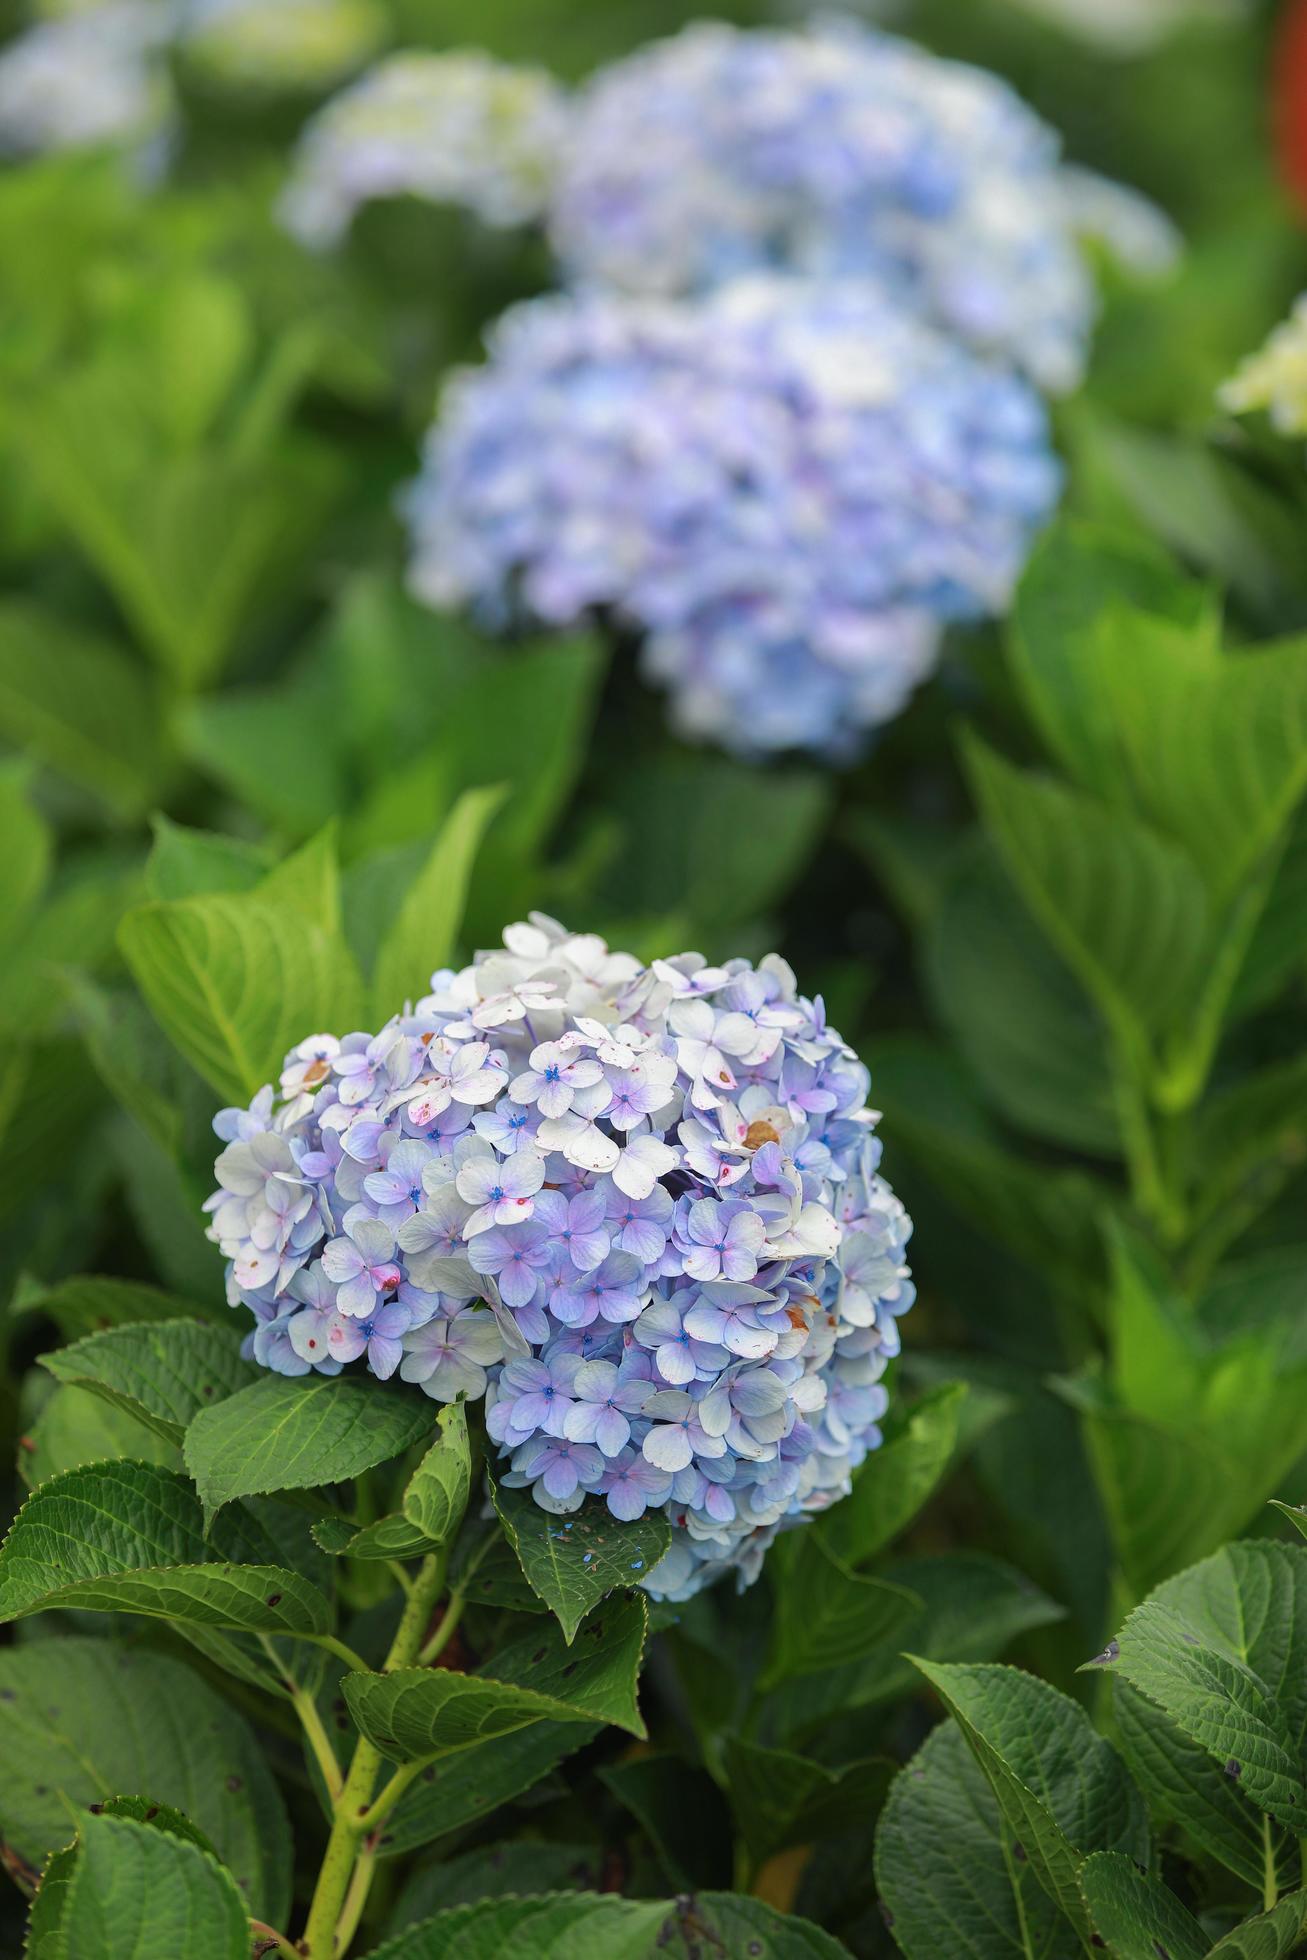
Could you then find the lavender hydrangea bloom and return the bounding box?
[551,21,1112,393]
[205,916,915,1602]
[405,279,1061,760]
[278,50,568,249]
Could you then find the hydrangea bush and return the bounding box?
[207,915,914,1600]
[406,280,1061,757]
[0,2,172,162]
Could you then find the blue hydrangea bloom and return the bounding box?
[205,916,915,1602]
[405,278,1061,759]
[551,19,1117,394]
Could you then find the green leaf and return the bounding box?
[0,1458,332,1635]
[386,1841,604,1933]
[40,1319,254,1444]
[1077,1849,1207,1960]
[371,785,507,1014]
[597,1755,730,1890]
[358,1893,670,1960]
[17,1275,218,1340]
[964,730,1210,1046]
[0,862,140,1038]
[22,1385,179,1487]
[184,1373,436,1516]
[765,1553,1066,1744]
[253,822,344,936]
[177,677,345,833]
[722,1738,893,1867]
[1207,1894,1307,1958]
[0,602,165,819]
[62,976,184,1153]
[42,1807,248,1960]
[0,1636,290,1922]
[1087,1540,1307,1835]
[923,844,1120,1155]
[1113,1679,1276,1895]
[144,816,271,903]
[0,766,51,934]
[867,1037,1109,1296]
[402,1400,471,1546]
[345,1594,648,1761]
[359,1892,846,1960]
[381,1720,599,1857]
[149,273,253,449]
[875,1720,1066,1960]
[817,1383,967,1566]
[490,1480,670,1643]
[120,890,365,1104]
[762,1535,922,1687]
[1008,518,1217,800]
[911,1659,1148,1944]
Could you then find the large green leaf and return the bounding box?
[766,1553,1065,1744]
[401,1400,471,1546]
[1008,519,1217,800]
[0,1458,331,1635]
[22,1384,179,1486]
[371,784,506,1014]
[0,601,165,819]
[817,1383,967,1567]
[875,1719,1067,1960]
[359,1893,670,1960]
[964,732,1210,1047]
[491,1480,671,1642]
[762,1535,922,1687]
[1089,1540,1307,1836]
[346,1594,648,1761]
[33,1809,249,1960]
[178,677,345,834]
[923,845,1120,1155]
[381,1719,599,1857]
[143,816,271,904]
[0,1637,290,1922]
[1208,1895,1307,1958]
[40,1319,253,1444]
[1077,1850,1207,1960]
[1113,1676,1274,1893]
[185,1374,435,1517]
[912,1659,1148,1945]
[0,765,50,933]
[360,1892,846,1960]
[721,1738,893,1867]
[17,1275,218,1340]
[119,891,365,1103]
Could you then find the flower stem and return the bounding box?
[417,1591,466,1667]
[298,1553,448,1958]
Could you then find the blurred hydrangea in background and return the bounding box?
[205,917,915,1601]
[997,0,1252,55]
[406,279,1061,758]
[279,49,568,248]
[552,19,1128,393]
[0,2,172,161]
[1220,295,1307,437]
[176,0,386,95]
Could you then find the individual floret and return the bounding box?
[1219,297,1307,439]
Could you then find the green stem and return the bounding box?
[250,1922,301,1960]
[333,1843,378,1958]
[302,1634,371,1674]
[299,1554,447,1958]
[417,1592,466,1667]
[291,1684,345,1805]
[1263,1814,1278,1913]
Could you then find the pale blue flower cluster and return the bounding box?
[205,917,914,1600]
[0,4,173,163]
[406,279,1061,758]
[551,20,1100,394]
[278,50,568,248]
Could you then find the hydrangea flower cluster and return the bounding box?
[999,0,1248,54]
[0,4,172,164]
[278,51,568,249]
[405,278,1061,758]
[550,20,1105,394]
[176,0,385,95]
[205,917,914,1601]
[1219,296,1307,438]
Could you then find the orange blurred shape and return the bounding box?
[1276,0,1307,215]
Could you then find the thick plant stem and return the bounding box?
[299,1554,447,1957]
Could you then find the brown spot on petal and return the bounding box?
[744,1120,780,1150]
